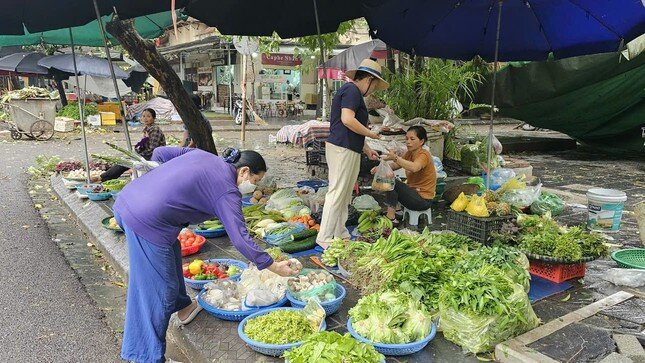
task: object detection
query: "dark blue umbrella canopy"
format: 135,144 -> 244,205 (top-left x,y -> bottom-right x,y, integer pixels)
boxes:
0,52 -> 49,74
38,54 -> 129,79
363,0 -> 645,61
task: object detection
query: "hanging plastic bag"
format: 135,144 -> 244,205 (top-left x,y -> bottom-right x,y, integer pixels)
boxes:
371,160 -> 395,192
352,194 -> 380,211
530,192 -> 565,216
491,134 -> 503,155
386,140 -> 407,157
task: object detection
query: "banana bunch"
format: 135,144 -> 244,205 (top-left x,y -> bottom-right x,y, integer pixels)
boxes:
357,211 -> 393,234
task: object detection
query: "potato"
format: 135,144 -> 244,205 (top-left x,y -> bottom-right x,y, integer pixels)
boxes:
259,197 -> 268,204
253,190 -> 263,200
249,197 -> 259,204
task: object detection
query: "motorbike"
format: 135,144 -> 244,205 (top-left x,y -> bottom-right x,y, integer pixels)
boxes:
233,95 -> 254,125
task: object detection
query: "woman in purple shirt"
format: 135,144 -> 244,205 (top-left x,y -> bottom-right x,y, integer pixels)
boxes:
113,146 -> 298,363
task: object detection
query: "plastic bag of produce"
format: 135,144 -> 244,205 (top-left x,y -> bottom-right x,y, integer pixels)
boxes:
244,288 -> 280,308
439,278 -> 539,354
500,183 -> 542,208
371,160 -> 395,192
530,192 -> 565,216
487,168 -> 516,189
466,177 -> 486,194
288,269 -> 337,303
352,194 -> 380,211
433,156 -> 444,172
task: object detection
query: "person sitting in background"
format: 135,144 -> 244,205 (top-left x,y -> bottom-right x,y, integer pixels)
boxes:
93,108 -> 166,182
373,126 -> 437,225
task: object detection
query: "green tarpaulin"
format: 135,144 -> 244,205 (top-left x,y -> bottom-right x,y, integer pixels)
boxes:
0,11 -> 182,47
476,51 -> 645,154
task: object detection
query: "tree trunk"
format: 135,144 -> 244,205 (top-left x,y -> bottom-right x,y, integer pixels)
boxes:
106,18 -> 217,155
386,45 -> 395,74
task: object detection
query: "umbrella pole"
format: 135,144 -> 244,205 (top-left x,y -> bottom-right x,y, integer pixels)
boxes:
92,0 -> 133,152
313,0 -> 329,122
485,0 -> 503,190
69,28 -> 92,185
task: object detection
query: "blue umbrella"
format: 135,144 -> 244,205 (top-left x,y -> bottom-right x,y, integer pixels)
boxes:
38,54 -> 129,79
0,52 -> 49,75
364,0 -> 645,61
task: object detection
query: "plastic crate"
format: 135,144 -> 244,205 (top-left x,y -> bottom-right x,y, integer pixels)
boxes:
446,210 -> 512,244
100,112 -> 117,126
305,149 -> 326,166
529,260 -> 586,283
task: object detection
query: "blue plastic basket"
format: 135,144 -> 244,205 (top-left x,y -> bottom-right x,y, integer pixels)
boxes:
76,183 -> 102,195
296,179 -> 328,191
197,289 -> 288,321
264,223 -> 306,246
347,318 -> 436,356
286,284 -> 345,316
238,307 -> 327,357
184,259 -> 248,290
193,227 -> 227,238
86,191 -> 112,201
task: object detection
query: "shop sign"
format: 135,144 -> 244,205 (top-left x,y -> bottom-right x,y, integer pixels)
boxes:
261,53 -> 302,67
210,53 -> 236,66
260,74 -> 288,83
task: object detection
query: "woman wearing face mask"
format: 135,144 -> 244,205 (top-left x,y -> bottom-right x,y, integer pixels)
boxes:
113,146 -> 299,363
317,59 -> 389,249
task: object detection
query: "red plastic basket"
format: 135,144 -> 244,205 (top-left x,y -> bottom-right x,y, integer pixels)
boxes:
529,260 -> 586,283
180,235 -> 206,257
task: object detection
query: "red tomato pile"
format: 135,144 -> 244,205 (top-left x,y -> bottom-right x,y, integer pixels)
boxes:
178,229 -> 206,249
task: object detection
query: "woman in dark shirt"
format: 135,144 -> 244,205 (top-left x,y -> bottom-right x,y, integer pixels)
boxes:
317,59 -> 389,248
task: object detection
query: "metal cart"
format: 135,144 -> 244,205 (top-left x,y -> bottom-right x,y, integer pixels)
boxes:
4,98 -> 57,141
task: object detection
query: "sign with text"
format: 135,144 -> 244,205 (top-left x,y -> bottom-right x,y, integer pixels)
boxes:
261,53 -> 302,67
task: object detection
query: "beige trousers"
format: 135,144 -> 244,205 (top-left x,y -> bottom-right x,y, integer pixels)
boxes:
318,142 -> 361,243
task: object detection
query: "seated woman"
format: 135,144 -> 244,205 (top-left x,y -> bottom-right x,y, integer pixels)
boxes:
94,108 -> 166,182
375,125 -> 437,224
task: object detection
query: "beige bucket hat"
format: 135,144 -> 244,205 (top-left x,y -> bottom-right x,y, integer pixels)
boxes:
344,59 -> 389,91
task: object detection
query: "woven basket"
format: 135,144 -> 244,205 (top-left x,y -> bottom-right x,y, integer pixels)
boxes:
611,249 -> 645,269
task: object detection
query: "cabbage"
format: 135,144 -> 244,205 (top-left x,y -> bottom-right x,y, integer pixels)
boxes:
402,300 -> 432,341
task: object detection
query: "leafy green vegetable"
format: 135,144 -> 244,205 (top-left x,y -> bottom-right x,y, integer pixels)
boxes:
349,290 -> 432,344
283,331 -> 384,363
244,310 -> 314,345
56,102 -> 98,119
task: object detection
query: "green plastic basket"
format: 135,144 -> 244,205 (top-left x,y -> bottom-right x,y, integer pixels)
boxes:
611,249 -> 645,269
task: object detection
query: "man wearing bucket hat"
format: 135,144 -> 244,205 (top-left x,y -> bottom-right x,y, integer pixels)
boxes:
317,59 -> 389,248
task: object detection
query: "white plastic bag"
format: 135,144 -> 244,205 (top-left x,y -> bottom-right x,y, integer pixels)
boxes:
491,134 -> 503,155
372,160 -> 395,192
386,140 -> 407,157
500,184 -> 542,208
244,288 -> 280,308
602,268 -> 645,288
489,168 -> 516,188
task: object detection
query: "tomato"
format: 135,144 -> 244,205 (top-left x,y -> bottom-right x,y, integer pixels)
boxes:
186,237 -> 195,245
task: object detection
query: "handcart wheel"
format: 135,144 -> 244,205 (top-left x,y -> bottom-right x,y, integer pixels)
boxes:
30,120 -> 55,141
10,129 -> 22,140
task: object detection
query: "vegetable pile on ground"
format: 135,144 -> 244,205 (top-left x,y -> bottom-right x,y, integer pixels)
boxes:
513,214 -> 608,261
248,190 -> 269,205
198,217 -> 224,231
102,179 -> 128,192
243,203 -> 285,233
263,222 -> 308,246
56,102 -> 98,119
244,309 -> 315,345
450,191 -> 512,218
265,189 -> 311,219
289,214 -> 319,231
1,86 -> 59,102
288,270 -> 337,302
65,169 -> 103,180
349,290 -> 433,344
55,160 -> 83,173
279,229 -> 318,253
182,259 -> 239,280
438,264 -> 539,353
283,331 -> 384,363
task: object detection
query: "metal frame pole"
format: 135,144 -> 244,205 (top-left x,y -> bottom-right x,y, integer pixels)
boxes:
313,0 -> 329,122
228,44 -> 233,115
69,28 -> 92,184
91,0 -> 133,152
485,0 -> 503,190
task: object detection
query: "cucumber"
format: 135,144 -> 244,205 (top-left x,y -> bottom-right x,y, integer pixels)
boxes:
290,229 -> 318,241
280,235 -> 318,253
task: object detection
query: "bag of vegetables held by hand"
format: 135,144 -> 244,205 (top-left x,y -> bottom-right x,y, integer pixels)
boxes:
288,269 -> 337,303
372,160 -> 395,192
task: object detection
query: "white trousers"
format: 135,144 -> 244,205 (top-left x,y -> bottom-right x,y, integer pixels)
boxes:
318,142 -> 361,243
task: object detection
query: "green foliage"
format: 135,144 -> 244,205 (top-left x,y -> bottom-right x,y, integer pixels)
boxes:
380,58 -> 484,120
56,102 -> 98,119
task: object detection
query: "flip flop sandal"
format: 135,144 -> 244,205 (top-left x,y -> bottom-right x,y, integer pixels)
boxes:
177,302 -> 203,326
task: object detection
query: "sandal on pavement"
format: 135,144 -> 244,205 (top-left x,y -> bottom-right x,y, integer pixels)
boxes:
177,302 -> 203,326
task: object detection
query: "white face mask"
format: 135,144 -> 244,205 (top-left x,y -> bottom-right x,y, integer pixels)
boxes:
238,180 -> 257,195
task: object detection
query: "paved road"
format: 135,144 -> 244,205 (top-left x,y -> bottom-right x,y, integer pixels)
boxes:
0,138 -> 121,362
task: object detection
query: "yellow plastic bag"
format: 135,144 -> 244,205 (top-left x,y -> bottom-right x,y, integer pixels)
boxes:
450,192 -> 469,212
466,196 -> 489,217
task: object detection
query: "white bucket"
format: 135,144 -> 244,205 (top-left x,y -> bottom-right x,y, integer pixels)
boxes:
586,188 -> 627,232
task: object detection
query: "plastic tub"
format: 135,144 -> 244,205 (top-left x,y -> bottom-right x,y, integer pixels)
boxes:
296,180 -> 328,192
586,188 -> 627,232
86,191 -> 112,201
183,258 -> 247,290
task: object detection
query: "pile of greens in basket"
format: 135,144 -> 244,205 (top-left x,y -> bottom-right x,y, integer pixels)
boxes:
438,264 -> 540,354
283,331 -> 384,363
349,290 -> 433,344
516,214 -> 608,261
56,102 -> 98,120
244,309 -> 315,345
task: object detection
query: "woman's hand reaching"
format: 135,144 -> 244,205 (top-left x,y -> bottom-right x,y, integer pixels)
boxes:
267,260 -> 301,277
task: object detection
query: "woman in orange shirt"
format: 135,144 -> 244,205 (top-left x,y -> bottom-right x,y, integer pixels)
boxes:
377,126 -> 437,223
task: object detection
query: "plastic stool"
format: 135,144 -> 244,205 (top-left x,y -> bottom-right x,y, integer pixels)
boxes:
403,207 -> 432,227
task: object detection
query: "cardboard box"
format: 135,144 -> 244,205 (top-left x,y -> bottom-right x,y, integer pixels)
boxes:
100,112 -> 117,126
